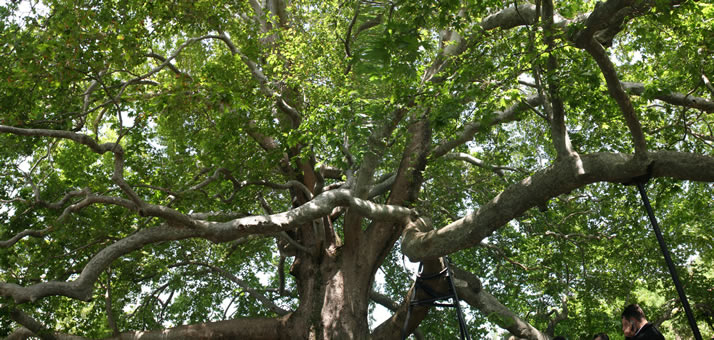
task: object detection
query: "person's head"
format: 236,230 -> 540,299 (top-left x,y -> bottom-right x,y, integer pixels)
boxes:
621,304 -> 647,337
553,337 -> 566,340
593,333 -> 609,340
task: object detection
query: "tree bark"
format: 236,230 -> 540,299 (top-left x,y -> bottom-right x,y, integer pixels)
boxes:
403,151 -> 714,261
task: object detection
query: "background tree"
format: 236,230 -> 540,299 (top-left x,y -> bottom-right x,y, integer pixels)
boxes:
1,0 -> 712,339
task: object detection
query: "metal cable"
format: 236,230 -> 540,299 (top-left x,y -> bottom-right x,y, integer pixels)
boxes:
636,182 -> 702,340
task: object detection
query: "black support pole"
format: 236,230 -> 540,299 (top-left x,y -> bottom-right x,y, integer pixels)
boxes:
635,182 -> 703,340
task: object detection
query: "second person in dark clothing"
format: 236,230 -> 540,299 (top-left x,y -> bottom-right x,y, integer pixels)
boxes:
621,303 -> 665,340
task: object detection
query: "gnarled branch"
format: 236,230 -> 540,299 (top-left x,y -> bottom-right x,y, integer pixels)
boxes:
1,187 -> 415,304
451,266 -> 550,340
403,151 -> 714,261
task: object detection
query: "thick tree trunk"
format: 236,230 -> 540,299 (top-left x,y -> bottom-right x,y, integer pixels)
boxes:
317,267 -> 372,339
286,235 -> 375,340
288,115 -> 434,339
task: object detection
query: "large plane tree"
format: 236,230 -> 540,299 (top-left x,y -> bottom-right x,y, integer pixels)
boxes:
1,0 -> 713,339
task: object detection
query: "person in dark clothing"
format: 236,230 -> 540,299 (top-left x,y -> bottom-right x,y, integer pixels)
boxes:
621,303 -> 666,340
593,333 -> 609,340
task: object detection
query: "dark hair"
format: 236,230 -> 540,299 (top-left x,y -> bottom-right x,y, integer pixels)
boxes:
553,337 -> 566,340
622,303 -> 646,321
593,333 -> 609,340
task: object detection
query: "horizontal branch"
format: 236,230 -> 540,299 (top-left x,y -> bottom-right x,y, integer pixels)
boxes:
0,226 -> 198,303
0,227 -> 51,248
480,4 -> 571,31
571,0 -> 664,48
1,187 -> 414,303
207,189 -> 415,241
102,316 -> 287,340
7,316 -> 288,340
515,79 -> 714,118
319,165 -> 344,180
1,189 -> 110,248
188,211 -> 247,220
55,194 -> 135,223
482,1 -> 669,61
622,82 -> 714,113
370,291 -> 400,311
403,151 -> 714,261
480,2 -> 635,47
0,125 -> 116,154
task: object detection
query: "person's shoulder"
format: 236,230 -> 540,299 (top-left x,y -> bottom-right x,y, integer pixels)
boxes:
639,323 -> 665,340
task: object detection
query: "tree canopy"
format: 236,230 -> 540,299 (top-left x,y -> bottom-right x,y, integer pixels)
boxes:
1,0 -> 713,339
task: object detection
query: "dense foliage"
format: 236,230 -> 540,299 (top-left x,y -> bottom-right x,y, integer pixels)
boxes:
1,0 -> 712,339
